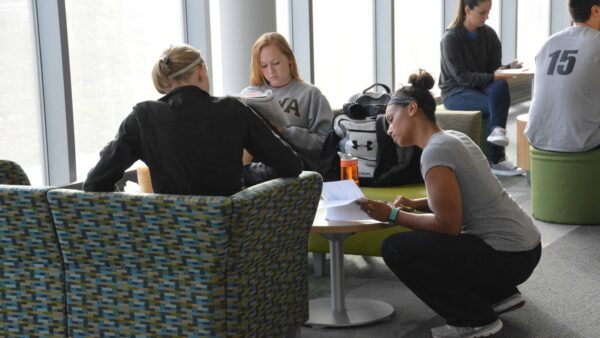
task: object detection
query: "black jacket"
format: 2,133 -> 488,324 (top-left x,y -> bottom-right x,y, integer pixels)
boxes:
83,86 -> 303,196
439,24 -> 503,101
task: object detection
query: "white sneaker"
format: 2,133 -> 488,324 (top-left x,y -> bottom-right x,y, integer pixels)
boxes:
487,127 -> 509,147
431,319 -> 503,338
492,293 -> 525,315
490,160 -> 525,176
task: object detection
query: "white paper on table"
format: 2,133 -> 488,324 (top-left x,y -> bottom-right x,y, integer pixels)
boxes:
319,180 -> 372,221
123,180 -> 141,193
495,68 -> 533,76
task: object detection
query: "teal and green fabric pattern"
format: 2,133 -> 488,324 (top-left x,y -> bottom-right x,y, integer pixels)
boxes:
48,189 -> 233,337
0,185 -> 66,336
228,171 -> 322,337
0,160 -> 31,185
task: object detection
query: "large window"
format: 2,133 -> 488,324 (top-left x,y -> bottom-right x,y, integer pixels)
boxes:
313,0 -> 374,109
487,0 -> 501,33
209,0 -> 223,96
276,0 -> 291,43
65,0 -> 184,180
0,0 -> 44,184
517,0 -> 550,68
394,0 -> 443,92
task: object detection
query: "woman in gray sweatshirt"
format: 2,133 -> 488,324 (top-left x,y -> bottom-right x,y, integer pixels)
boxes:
245,32 -> 333,171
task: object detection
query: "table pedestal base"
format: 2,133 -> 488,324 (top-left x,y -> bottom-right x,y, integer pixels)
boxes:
305,297 -> 394,328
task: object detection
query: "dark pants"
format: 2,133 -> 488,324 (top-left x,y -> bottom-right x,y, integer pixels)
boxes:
443,80 -> 511,164
381,231 -> 541,327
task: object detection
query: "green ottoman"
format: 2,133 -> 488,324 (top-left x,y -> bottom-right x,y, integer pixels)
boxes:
530,147 -> 600,224
309,184 -> 427,275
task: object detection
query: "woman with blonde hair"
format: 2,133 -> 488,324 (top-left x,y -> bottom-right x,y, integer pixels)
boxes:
244,32 -> 332,171
84,44 -> 302,195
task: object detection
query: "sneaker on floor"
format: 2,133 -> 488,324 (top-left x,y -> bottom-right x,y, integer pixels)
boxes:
431,319 -> 503,338
490,160 -> 525,176
487,127 -> 509,147
492,293 -> 525,315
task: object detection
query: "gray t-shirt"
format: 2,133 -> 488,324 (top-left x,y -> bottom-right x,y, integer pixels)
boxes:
525,25 -> 600,152
421,131 -> 540,251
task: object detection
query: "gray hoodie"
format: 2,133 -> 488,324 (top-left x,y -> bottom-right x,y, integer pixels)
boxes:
439,24 -> 503,101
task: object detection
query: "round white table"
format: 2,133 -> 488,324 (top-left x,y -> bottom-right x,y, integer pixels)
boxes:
305,209 -> 395,328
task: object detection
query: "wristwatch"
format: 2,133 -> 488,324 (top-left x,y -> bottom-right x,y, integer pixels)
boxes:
387,205 -> 415,226
388,207 -> 400,226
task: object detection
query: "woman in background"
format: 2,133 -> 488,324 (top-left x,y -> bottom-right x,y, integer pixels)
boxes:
245,32 -> 333,171
359,70 -> 541,338
84,44 -> 301,195
439,0 -> 524,176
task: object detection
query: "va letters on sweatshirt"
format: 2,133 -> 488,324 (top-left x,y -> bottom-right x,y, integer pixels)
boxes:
278,98 -> 300,117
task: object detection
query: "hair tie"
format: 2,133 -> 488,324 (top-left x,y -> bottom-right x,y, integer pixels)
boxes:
168,57 -> 202,80
162,56 -> 170,65
388,94 -> 413,106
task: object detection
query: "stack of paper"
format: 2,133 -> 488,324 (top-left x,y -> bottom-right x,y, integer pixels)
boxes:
319,180 -> 372,221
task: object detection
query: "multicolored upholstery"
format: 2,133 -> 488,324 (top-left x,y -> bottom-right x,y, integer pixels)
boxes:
0,160 -> 31,185
0,185 -> 66,336
47,171 -> 322,337
48,189 -> 232,337
228,171 -> 322,336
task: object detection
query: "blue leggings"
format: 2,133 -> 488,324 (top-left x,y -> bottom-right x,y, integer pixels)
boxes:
443,80 -> 511,163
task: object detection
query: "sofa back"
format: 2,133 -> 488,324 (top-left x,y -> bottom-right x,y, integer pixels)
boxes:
435,107 -> 483,148
42,171 -> 322,337
227,171 -> 322,336
47,189 -> 233,337
0,160 -> 31,185
0,185 -> 66,336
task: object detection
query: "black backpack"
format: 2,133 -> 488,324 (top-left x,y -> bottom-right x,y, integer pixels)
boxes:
317,83 -> 423,186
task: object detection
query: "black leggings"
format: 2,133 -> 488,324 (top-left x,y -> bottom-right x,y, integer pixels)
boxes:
381,231 -> 541,326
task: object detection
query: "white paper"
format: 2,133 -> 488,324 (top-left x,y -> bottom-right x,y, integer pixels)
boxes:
326,203 -> 372,221
319,180 -> 372,221
495,68 -> 533,76
123,180 -> 141,193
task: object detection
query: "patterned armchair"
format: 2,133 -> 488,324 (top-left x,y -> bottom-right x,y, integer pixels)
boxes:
227,172 -> 322,336
0,159 -> 31,185
47,171 -> 322,337
0,185 -> 66,336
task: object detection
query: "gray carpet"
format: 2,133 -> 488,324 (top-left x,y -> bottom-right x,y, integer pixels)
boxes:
303,225 -> 600,338
301,102 -> 600,337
